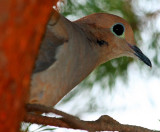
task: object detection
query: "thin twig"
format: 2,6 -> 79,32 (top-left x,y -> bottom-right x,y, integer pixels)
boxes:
24,104 -> 158,132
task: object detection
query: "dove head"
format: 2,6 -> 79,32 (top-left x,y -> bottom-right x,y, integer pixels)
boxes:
76,13 -> 152,67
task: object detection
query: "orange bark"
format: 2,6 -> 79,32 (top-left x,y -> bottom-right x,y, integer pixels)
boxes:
0,0 -> 58,132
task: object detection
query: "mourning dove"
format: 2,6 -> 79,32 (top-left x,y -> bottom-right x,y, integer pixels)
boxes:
29,9 -> 151,107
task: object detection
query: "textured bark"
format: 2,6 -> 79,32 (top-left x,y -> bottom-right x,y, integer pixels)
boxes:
25,104 -> 158,132
0,0 -> 58,132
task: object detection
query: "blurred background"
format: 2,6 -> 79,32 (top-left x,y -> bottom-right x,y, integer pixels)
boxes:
22,0 -> 160,131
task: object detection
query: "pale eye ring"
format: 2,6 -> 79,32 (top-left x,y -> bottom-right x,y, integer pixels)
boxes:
111,23 -> 125,36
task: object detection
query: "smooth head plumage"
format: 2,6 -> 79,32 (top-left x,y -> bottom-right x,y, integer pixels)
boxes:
75,13 -> 151,67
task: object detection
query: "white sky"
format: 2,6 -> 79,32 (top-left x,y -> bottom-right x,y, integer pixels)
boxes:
55,63 -> 160,131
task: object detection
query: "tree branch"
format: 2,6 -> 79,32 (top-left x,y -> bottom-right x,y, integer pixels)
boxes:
24,104 -> 158,132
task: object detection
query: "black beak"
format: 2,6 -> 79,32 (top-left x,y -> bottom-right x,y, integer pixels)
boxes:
128,44 -> 152,67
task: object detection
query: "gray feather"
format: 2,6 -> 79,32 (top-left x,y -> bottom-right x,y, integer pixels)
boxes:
33,27 -> 64,73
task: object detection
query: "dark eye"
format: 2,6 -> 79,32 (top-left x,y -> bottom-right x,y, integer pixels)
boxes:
112,23 -> 125,36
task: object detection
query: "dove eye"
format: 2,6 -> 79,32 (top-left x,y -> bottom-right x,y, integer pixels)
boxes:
111,23 -> 125,37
